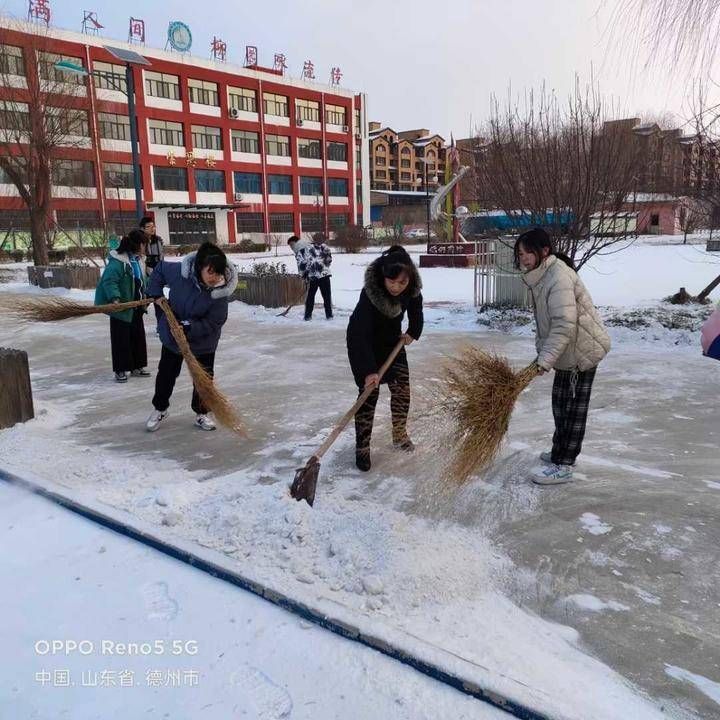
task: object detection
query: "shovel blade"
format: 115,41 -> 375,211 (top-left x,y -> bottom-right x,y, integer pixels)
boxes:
290,457 -> 319,506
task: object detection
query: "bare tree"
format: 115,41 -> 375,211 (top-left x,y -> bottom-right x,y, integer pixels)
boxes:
0,23 -> 95,265
470,81 -> 644,270
613,0 -> 720,73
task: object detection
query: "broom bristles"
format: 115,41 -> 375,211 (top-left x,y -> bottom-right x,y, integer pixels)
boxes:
436,346 -> 539,482
158,298 -> 246,437
0,295 -> 153,322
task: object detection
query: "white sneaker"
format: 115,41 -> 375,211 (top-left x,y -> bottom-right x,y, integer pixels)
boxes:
146,410 -> 168,432
532,464 -> 574,485
194,414 -> 216,431
540,451 -> 575,467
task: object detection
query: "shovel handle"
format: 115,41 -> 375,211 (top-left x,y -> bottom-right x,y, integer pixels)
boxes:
313,338 -> 407,461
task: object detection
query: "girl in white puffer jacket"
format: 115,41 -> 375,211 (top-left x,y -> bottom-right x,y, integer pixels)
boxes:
516,228 -> 611,486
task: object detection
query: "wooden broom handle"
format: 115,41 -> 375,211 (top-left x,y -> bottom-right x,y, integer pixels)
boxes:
313,338 -> 407,462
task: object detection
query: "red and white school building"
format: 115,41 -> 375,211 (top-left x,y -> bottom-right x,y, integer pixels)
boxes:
0,18 -> 370,244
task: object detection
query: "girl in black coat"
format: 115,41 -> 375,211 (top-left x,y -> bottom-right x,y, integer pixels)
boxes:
346,245 -> 424,471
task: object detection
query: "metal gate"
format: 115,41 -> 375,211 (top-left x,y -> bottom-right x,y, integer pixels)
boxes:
168,211 -> 217,245
473,237 -> 531,308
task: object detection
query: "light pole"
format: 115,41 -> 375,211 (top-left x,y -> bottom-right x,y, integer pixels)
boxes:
55,46 -> 150,226
416,156 -> 438,250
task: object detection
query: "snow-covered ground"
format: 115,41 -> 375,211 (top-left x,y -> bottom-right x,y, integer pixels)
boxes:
1,480 -> 508,720
1,241 -> 719,719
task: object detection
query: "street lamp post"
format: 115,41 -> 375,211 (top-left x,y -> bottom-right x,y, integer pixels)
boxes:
55,46 -> 150,226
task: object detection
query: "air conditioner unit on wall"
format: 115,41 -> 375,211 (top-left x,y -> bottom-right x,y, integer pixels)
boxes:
234,193 -> 244,202
297,118 -> 304,126
342,125 -> 349,133
229,107 -> 240,120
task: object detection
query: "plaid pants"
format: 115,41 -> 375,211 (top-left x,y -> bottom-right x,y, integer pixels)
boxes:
551,367 -> 597,466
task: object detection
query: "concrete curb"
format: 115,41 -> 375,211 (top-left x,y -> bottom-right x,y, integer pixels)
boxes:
0,466 -> 553,720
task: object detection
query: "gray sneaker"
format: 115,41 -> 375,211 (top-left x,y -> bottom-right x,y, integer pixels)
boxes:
146,410 -> 168,432
114,371 -> 128,383
532,464 -> 574,485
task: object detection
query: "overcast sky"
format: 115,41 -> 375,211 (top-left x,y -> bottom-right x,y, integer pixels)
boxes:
3,0 -> 710,138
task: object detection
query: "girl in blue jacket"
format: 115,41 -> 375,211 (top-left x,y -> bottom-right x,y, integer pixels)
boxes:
145,242 -> 238,432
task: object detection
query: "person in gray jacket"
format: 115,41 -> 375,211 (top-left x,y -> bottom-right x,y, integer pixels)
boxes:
516,228 -> 611,486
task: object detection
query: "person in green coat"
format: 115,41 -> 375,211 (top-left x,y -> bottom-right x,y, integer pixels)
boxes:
95,230 -> 149,383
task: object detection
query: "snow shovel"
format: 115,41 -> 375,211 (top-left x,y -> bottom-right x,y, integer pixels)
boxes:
290,338 -> 406,506
275,283 -> 307,317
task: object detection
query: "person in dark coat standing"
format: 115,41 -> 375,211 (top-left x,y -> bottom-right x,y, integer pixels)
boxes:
299,233 -> 333,321
145,242 -> 238,433
141,216 -> 164,274
346,245 -> 424,471
94,229 -> 149,383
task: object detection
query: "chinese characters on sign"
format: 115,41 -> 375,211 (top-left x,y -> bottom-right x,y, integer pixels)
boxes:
244,46 -> 258,67
166,150 -> 176,166
28,0 -> 51,26
302,60 -> 315,80
210,36 -> 227,62
330,67 -> 342,86
81,11 -> 103,35
128,17 -> 145,44
273,53 -> 288,74
205,155 -> 216,168
428,243 -> 476,255
185,151 -> 197,168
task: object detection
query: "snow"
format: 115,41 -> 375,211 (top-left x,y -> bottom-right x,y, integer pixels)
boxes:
1,239 -> 718,718
0,481 -> 504,720
665,666 -> 720,707
563,595 -> 630,613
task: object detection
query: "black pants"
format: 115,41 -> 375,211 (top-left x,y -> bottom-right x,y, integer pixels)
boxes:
354,354 -> 410,450
551,367 -> 597,466
152,345 -> 215,415
110,309 -> 147,373
305,276 -> 332,319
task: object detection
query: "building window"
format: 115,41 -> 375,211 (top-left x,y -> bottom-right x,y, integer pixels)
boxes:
98,112 -> 130,141
270,212 -> 294,232
401,159 -> 411,168
153,166 -> 188,191
325,104 -> 346,126
191,125 -> 222,151
56,210 -> 102,229
231,130 -> 259,154
0,101 -> 29,131
356,182 -> 362,204
300,176 -> 323,196
328,178 -> 348,197
302,213 -> 323,232
265,134 -> 290,157
427,149 -> 436,160
188,79 -> 219,106
327,142 -> 347,162
47,108 -> 90,138
52,159 -> 95,187
236,213 -> 264,233
234,172 -> 262,194
263,92 -> 289,117
93,62 -> 126,93
376,144 -> 386,153
401,147 -> 411,155
194,168 -> 225,192
228,87 -> 256,113
267,174 -> 292,195
0,159 -> 27,184
103,162 -> 135,189
0,45 -> 25,77
376,170 -> 386,179
298,138 -> 322,159
148,119 -> 184,147
329,213 -> 348,227
145,71 -> 180,100
296,98 -> 320,123
38,52 -> 85,85
356,145 -> 361,170
401,172 -> 411,180
354,108 -> 361,133
376,157 -> 386,166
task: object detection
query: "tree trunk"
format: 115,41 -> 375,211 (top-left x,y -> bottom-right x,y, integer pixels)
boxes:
697,272 -> 720,302
29,206 -> 49,266
0,348 -> 34,429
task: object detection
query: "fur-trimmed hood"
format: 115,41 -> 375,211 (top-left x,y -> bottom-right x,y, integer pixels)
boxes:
364,254 -> 422,319
181,251 -> 238,300
109,249 -> 131,265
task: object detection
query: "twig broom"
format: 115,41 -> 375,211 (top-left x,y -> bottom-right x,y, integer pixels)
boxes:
437,346 -> 539,482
